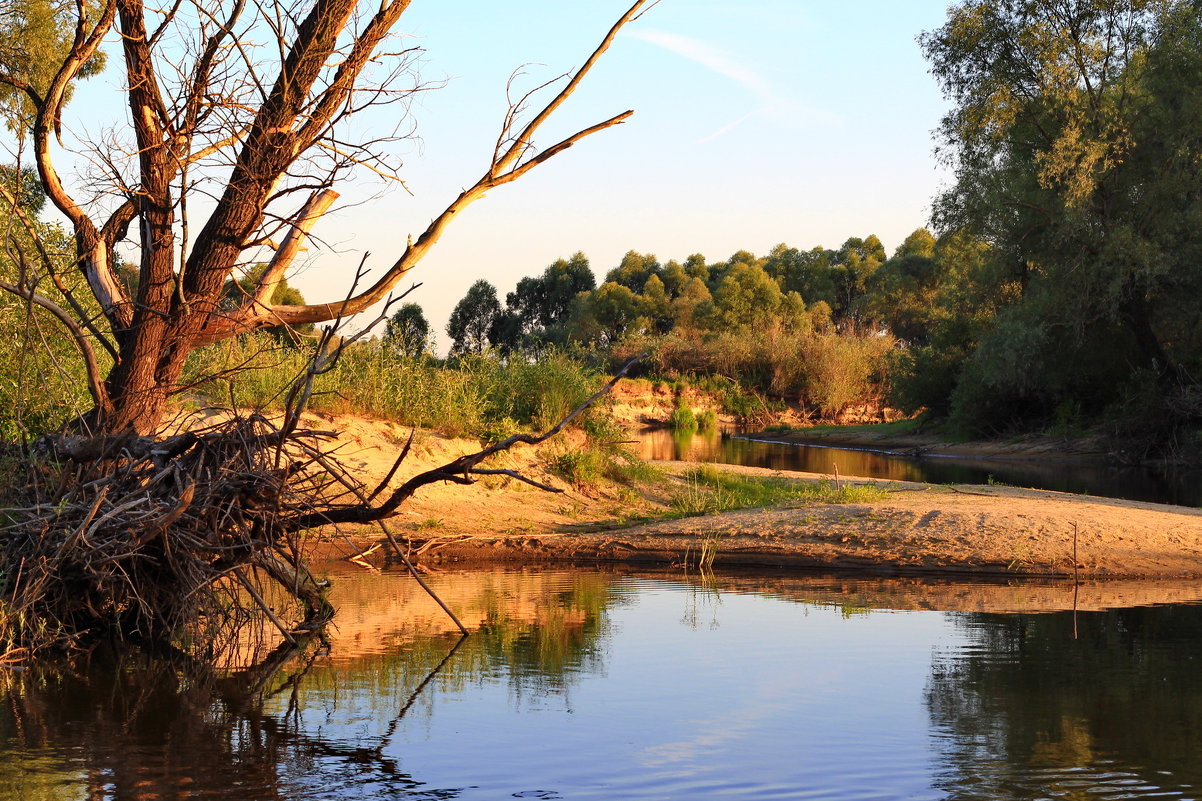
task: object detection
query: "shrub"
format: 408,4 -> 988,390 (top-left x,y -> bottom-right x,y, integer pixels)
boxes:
668,404 -> 697,430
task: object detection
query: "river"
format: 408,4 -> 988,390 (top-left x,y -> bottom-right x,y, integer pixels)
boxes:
3,565 -> 1202,800
639,427 -> 1202,507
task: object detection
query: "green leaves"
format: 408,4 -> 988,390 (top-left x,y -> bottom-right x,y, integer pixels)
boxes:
918,0 -> 1202,435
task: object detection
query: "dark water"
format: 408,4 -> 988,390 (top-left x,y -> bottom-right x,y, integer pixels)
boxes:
4,566 -> 1202,800
639,427 -> 1202,507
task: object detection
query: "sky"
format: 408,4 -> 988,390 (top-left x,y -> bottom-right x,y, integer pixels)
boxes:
53,0 -> 957,351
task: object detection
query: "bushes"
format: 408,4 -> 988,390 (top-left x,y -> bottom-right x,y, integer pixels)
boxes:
614,321 -> 896,422
0,304 -> 101,439
668,404 -> 696,430
797,331 -> 895,419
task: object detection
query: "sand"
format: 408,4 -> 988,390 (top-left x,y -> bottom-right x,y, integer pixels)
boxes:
305,413 -> 1202,580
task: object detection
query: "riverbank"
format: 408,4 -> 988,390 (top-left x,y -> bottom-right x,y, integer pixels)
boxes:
314,414 -> 1202,580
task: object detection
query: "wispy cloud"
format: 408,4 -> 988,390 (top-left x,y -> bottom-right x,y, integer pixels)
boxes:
628,28 -> 840,142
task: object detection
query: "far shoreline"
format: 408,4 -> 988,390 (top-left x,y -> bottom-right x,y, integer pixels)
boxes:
735,424 -> 1114,465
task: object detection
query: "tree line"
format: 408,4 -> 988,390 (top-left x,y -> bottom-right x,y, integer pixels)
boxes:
402,0 -> 1202,456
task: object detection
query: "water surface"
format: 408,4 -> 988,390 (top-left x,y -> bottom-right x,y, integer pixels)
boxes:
640,427 -> 1202,507
2,567 -> 1201,800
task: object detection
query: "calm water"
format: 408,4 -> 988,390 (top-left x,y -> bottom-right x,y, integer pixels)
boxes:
4,566 -> 1202,800
639,427 -> 1202,507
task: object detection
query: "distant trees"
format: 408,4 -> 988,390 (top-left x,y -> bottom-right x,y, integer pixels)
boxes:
447,281 -> 502,356
384,303 -> 432,358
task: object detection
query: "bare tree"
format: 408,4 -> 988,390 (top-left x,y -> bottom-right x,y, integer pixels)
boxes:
1,0 -> 655,435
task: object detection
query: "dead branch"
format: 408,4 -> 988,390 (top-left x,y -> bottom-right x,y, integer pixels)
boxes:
285,354 -> 646,530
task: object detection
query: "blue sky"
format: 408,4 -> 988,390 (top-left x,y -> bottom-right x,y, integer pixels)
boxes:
54,0 -> 956,348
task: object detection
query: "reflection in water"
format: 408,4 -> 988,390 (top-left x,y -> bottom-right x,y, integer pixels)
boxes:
2,567 -> 1202,800
640,427 -> 1202,506
0,569 -> 622,801
928,606 -> 1202,800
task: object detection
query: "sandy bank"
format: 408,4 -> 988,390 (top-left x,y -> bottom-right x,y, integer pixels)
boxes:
307,411 -> 1202,579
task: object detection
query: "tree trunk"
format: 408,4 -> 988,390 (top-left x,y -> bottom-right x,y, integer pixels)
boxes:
1119,292 -> 1180,385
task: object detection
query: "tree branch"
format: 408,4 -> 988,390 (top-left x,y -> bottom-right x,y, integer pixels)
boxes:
214,1 -> 652,337
248,188 -> 339,308
283,355 -> 645,530
0,280 -> 113,420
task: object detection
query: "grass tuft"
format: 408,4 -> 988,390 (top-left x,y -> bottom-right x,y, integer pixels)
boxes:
670,464 -> 886,517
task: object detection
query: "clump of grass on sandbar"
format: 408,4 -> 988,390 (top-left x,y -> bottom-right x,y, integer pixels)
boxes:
670,463 -> 886,517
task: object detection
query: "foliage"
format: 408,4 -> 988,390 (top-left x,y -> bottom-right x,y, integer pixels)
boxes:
0,0 -> 105,132
184,337 -> 606,440
383,302 -> 433,358
0,176 -> 100,438
492,251 -> 596,353
668,404 -> 697,431
446,280 -> 502,356
920,0 -> 1202,441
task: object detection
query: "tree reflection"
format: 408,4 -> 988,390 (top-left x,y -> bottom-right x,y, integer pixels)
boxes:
0,569 -> 620,800
926,606 -> 1202,799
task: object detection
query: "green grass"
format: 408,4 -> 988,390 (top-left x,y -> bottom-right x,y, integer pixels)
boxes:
669,464 -> 887,517
550,443 -> 663,489
183,336 -> 608,440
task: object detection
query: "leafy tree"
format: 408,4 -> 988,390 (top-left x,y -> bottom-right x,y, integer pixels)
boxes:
383,302 -> 432,358
669,276 -> 713,331
496,251 -> 596,353
569,281 -> 644,346
682,253 -> 709,283
447,280 -> 502,356
659,259 -> 690,297
499,275 -> 547,346
605,250 -> 661,293
893,228 -> 935,261
0,0 -> 105,131
831,235 -> 886,321
769,245 -> 837,307
706,261 -> 783,330
640,273 -> 672,333
504,251 -> 596,342
862,228 -> 941,343
922,0 -> 1202,434
541,251 -> 596,327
